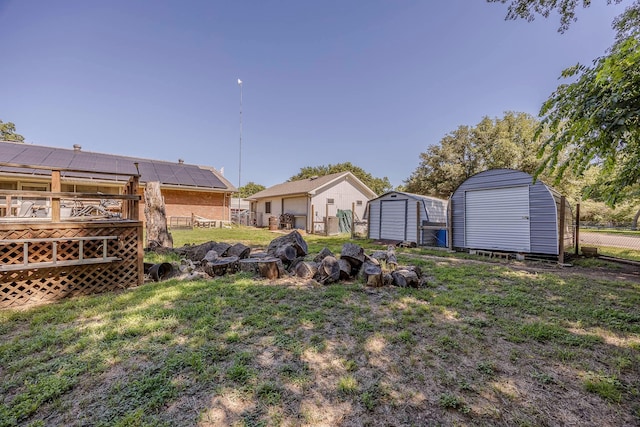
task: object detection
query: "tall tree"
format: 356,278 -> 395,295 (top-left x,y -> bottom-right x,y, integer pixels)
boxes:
238,182 -> 266,198
404,112 -> 544,198
0,120 -> 25,142
489,0 -> 640,206
289,162 -> 392,196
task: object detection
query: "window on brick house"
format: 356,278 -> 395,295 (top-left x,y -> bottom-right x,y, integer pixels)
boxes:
265,201 -> 271,214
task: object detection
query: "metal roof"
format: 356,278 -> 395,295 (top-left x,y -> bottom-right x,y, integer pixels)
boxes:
0,141 -> 234,191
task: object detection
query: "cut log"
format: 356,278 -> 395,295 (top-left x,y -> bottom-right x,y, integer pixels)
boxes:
383,272 -> 394,287
175,241 -> 217,262
361,261 -> 383,287
144,181 -> 173,248
295,261 -> 318,279
386,253 -> 398,270
391,269 -> 420,288
203,249 -> 219,263
313,247 -> 334,263
267,230 -> 308,257
227,243 -> 251,259
370,250 -> 388,262
258,258 -> 281,280
274,244 -> 297,265
204,256 -> 240,277
211,242 -> 232,257
338,258 -> 353,280
239,258 -> 261,275
341,243 -> 365,268
318,256 -> 340,284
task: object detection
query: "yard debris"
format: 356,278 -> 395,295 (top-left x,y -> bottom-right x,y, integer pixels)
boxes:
145,230 -> 426,287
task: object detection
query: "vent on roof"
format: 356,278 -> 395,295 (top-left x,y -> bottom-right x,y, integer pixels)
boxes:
73,144 -> 82,151
178,159 -> 184,165
310,175 -> 319,180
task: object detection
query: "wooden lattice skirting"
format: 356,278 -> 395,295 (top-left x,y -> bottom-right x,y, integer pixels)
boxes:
1,221 -> 143,308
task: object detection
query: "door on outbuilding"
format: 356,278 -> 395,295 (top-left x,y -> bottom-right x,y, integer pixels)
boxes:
464,186 -> 531,252
380,200 -> 407,241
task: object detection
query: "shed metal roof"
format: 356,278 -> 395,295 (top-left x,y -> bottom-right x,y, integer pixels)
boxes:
0,141 -> 234,191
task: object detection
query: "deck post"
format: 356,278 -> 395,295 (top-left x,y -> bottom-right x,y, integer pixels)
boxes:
51,170 -> 61,222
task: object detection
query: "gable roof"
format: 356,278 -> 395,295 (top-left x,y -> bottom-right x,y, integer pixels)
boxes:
0,141 -> 236,191
248,171 -> 377,200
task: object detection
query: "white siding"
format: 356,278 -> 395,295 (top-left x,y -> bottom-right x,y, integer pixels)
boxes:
465,186 -> 531,252
310,179 -> 371,221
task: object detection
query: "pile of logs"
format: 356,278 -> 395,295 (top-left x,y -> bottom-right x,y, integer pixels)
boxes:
147,230 -> 425,288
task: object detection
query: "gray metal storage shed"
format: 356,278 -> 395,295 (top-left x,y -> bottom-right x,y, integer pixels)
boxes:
450,169 -> 573,256
367,191 -> 448,245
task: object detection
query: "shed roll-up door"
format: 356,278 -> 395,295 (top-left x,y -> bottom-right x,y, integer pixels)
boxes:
380,200 -> 407,240
465,186 -> 531,252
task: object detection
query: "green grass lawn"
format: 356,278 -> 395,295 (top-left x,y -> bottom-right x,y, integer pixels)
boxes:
1,229 -> 639,426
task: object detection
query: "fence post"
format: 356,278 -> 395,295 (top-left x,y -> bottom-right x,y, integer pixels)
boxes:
575,203 -> 580,256
558,196 -> 566,264
351,202 -> 355,239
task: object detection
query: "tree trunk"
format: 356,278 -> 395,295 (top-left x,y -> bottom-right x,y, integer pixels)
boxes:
633,207 -> 640,230
144,181 -> 173,248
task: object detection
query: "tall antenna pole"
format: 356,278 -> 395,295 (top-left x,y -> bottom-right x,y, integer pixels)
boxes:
237,78 -> 243,224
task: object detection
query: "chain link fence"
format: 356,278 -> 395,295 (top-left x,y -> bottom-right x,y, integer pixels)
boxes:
577,222 -> 640,260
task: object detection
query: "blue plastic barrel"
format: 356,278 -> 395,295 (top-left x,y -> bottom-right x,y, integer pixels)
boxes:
436,230 -> 447,247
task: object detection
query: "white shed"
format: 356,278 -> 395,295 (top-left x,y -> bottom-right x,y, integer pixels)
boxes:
450,169 -> 573,256
367,191 -> 448,245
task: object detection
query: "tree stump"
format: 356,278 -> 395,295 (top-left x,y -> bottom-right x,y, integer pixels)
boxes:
144,181 -> 173,248
203,249 -> 219,263
267,230 -> 308,257
211,242 -> 232,257
204,256 -> 239,277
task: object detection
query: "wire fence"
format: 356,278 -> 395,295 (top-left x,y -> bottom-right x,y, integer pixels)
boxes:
577,222 -> 640,260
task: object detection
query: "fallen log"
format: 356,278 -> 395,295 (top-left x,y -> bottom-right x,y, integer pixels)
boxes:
176,241 -> 217,262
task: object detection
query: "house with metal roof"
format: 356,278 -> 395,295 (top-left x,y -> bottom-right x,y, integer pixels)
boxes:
247,171 -> 377,232
0,141 -> 236,223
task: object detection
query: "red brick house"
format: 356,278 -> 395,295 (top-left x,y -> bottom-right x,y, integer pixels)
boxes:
0,141 -> 236,223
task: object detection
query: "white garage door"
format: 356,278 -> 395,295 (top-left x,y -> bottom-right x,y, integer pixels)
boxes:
283,197 -> 307,215
465,186 -> 531,252
380,200 -> 407,241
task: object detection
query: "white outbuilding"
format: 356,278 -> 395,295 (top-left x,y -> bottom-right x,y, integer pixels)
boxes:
366,191 -> 448,246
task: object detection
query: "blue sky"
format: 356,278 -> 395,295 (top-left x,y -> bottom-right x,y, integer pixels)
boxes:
0,0 -> 626,189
